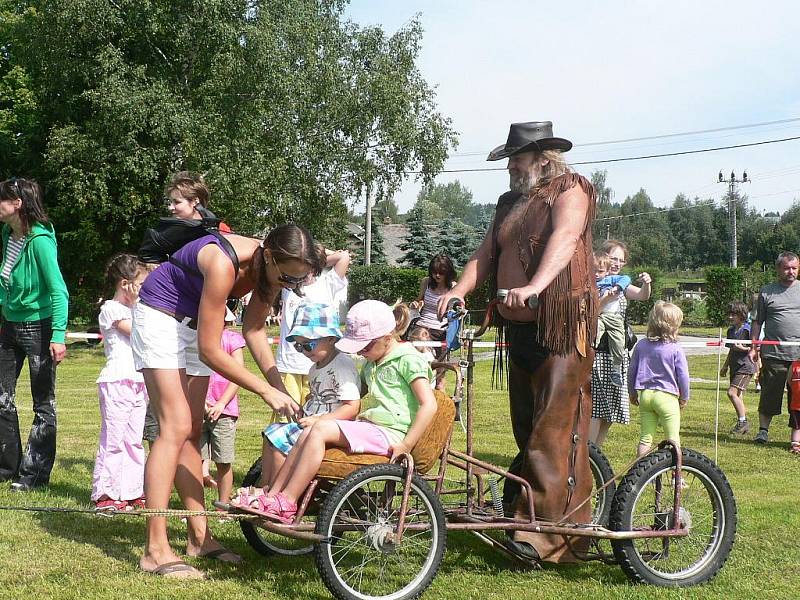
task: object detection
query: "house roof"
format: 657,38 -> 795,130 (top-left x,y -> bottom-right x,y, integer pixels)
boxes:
381,223 -> 409,267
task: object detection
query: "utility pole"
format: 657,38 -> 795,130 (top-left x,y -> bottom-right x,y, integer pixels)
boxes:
718,170 -> 749,268
364,183 -> 372,266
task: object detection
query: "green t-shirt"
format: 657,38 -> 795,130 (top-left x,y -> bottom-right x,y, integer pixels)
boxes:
359,343 -> 433,443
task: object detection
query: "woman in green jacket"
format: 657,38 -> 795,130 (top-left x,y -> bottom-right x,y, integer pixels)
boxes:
0,177 -> 68,491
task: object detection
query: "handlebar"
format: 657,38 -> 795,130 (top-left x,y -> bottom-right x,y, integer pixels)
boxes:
473,291 -> 539,338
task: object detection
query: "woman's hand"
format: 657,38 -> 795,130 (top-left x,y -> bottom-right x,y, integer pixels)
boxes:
679,398 -> 688,410
50,342 -> 66,364
409,300 -> 423,311
262,388 -> 302,420
630,393 -> 639,406
638,272 -> 652,285
719,367 -> 728,377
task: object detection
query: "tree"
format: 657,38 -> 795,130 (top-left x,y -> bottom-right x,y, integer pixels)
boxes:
373,197 -> 399,223
416,181 -> 473,217
1,1 -> 456,318
400,205 -> 437,269
591,170 -> 613,206
435,219 -> 479,268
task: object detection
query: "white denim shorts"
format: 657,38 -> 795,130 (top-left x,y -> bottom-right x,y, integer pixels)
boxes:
131,302 -> 211,377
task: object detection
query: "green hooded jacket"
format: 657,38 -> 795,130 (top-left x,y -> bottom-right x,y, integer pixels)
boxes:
1,222 -> 69,343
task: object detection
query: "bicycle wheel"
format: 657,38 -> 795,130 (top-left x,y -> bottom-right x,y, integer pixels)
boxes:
609,448 -> 737,587
588,441 -> 615,526
238,459 -> 314,557
314,463 -> 446,600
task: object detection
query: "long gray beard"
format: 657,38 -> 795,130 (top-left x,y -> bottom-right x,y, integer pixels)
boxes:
509,171 -> 536,195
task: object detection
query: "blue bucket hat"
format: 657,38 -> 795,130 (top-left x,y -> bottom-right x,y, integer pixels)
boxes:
286,302 -> 342,342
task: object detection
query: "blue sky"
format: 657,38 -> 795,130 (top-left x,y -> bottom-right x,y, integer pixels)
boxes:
344,1 -> 800,222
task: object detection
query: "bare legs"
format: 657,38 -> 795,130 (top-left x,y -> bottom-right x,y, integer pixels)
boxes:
267,421 -> 347,504
726,386 -> 747,420
589,417 -> 612,447
258,437 -> 287,488
139,369 -> 236,572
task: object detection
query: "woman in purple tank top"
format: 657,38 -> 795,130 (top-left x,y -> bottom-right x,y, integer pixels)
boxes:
132,176 -> 322,578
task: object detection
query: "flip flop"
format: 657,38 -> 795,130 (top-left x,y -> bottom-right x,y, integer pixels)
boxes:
195,547 -> 242,564
142,561 -> 206,580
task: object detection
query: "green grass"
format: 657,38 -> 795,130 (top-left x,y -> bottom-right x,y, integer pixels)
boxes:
0,346 -> 794,599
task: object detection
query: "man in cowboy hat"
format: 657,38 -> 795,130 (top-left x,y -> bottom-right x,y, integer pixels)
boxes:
439,121 -> 598,563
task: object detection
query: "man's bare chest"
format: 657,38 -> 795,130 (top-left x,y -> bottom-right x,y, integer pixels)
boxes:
497,199 -> 548,251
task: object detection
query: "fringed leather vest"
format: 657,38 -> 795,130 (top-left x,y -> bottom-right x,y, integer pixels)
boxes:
490,172 -> 598,357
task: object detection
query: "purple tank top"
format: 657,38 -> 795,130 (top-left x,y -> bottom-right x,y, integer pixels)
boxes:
139,235 -> 224,318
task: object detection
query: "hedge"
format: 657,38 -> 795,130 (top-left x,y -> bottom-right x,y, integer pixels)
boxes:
704,266 -> 747,326
624,264 -> 663,325
347,265 -> 493,311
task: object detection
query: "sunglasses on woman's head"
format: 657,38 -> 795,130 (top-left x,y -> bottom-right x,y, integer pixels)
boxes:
4,177 -> 21,199
294,339 -> 320,353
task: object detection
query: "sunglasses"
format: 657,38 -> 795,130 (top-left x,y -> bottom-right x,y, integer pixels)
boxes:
293,339 -> 320,353
3,177 -> 21,200
271,256 -> 309,287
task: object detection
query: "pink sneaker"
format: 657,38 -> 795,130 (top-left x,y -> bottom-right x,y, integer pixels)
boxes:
262,493 -> 298,524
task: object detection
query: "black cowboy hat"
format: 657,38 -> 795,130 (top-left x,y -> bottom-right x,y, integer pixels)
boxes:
487,121 -> 572,161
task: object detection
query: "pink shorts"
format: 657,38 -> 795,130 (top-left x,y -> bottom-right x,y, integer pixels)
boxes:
335,420 -> 392,456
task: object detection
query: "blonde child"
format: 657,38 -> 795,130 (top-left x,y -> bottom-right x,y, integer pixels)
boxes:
199,308 -> 246,508
91,255 -> 148,510
628,301 -> 690,458
232,303 -> 360,509
239,300 -> 437,523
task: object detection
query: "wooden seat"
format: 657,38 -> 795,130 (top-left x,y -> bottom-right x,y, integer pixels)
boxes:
317,390 -> 456,480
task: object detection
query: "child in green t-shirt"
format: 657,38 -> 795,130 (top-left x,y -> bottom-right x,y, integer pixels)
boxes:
239,300 -> 437,523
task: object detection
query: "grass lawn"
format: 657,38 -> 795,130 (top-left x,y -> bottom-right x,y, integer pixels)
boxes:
0,346 -> 795,600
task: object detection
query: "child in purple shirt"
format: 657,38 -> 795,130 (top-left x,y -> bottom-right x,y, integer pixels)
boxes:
628,301 -> 690,457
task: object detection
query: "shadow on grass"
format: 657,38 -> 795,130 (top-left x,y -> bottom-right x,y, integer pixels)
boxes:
439,530 -> 628,586
681,426 -> 790,450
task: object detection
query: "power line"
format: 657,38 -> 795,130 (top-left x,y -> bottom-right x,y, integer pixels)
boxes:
407,135 -> 800,175
595,200 -> 717,222
447,117 -> 800,157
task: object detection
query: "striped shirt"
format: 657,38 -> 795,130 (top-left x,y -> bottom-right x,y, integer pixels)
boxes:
1,235 -> 25,285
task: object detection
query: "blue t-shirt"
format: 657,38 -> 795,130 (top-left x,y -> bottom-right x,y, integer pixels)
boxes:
597,274 -> 632,296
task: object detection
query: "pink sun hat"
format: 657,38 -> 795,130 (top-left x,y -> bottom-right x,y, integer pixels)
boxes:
335,300 -> 396,354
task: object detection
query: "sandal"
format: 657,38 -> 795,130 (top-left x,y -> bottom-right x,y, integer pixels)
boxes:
261,493 -> 298,524
790,441 -> 800,455
142,560 -> 206,580
230,486 -> 266,508
193,547 -> 242,564
95,498 -> 131,512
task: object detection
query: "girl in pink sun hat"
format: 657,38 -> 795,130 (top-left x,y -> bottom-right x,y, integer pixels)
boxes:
239,299 -> 438,523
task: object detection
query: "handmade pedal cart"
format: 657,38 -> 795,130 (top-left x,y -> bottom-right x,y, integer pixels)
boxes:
228,300 -> 737,600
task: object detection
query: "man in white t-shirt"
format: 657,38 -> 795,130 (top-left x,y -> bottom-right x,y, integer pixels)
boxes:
274,248 -> 350,415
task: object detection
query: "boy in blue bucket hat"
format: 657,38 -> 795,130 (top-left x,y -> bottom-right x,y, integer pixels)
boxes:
231,302 -> 361,509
